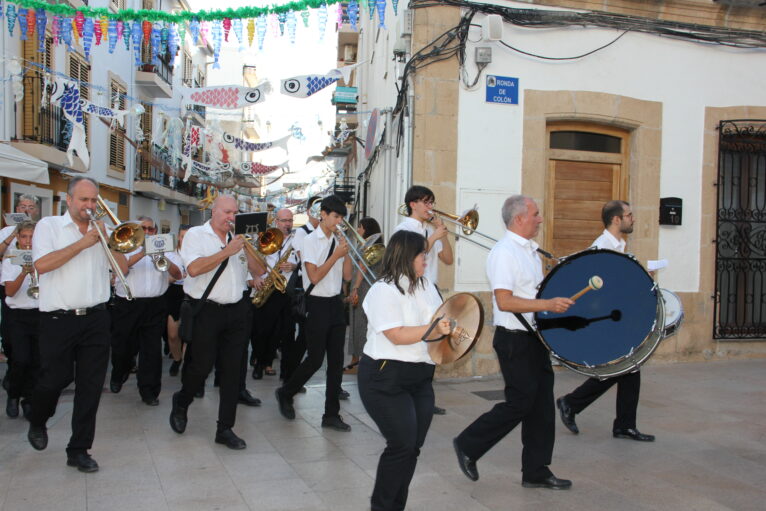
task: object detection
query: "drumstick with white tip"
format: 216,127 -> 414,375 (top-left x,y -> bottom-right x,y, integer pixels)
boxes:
570,276 -> 603,301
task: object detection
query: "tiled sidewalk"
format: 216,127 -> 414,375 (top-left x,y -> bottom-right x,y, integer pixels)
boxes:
0,359 -> 764,510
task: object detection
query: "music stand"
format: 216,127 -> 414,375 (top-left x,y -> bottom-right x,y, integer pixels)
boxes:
234,212 -> 268,236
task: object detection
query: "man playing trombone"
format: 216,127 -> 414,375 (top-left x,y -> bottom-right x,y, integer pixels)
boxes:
275,195 -> 353,431
169,195 -> 265,449
109,216 -> 182,405
27,177 -> 128,473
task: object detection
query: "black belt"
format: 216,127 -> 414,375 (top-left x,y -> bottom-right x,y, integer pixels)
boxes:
44,303 -> 107,316
497,326 -> 533,335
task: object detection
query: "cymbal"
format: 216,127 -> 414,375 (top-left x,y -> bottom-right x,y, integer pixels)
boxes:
427,293 -> 484,364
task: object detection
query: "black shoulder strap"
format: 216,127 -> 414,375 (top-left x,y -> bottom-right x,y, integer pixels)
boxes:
301,224 -> 311,234
304,237 -> 335,297
200,233 -> 232,302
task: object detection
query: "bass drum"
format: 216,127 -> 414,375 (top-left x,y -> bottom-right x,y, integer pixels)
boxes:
535,249 -> 664,380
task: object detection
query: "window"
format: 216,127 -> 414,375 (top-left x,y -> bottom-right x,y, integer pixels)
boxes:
109,79 -> 127,172
21,34 -> 55,142
139,104 -> 154,177
68,53 -> 91,154
550,131 -> 622,154
183,51 -> 193,87
110,0 -> 125,11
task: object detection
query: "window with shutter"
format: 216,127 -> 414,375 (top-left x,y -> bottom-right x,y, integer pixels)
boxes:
139,105 -> 154,178
183,52 -> 193,87
109,80 -> 127,172
21,35 -> 54,143
68,53 -> 91,155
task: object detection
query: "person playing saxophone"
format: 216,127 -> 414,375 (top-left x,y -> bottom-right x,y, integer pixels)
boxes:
250,208 -> 299,380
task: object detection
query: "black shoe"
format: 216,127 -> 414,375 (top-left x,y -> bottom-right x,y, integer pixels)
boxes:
321,415 -> 351,432
252,365 -> 263,380
453,438 -> 479,481
21,400 -> 32,420
67,452 -> 99,473
298,386 -> 307,393
142,397 -> 160,406
169,392 -> 188,434
6,397 -> 19,418
169,360 -> 181,377
109,379 -> 123,394
275,388 -> 295,420
215,428 -> 247,450
195,387 -> 205,398
556,397 -> 579,434
522,474 -> 572,490
338,388 -> 350,400
238,389 -> 262,407
28,425 -> 48,451
433,406 -> 447,415
613,428 -> 655,442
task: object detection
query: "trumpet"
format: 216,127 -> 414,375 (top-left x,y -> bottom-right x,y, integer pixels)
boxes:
87,196 -> 145,300
151,254 -> 170,272
228,222 -> 288,293
24,264 -> 39,299
397,204 -> 497,251
335,218 -> 384,287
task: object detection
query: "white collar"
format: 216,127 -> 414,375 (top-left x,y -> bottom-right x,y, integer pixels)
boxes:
505,229 -> 539,252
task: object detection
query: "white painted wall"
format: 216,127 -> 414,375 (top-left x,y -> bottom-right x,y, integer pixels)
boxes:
355,2 -> 766,294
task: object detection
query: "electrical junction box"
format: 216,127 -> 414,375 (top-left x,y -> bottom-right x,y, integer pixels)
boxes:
476,47 -> 492,64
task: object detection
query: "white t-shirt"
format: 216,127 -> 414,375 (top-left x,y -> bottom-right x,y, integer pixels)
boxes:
2,258 -> 38,309
115,247 -> 170,298
486,230 -> 543,330
393,217 -> 443,285
33,211 -> 111,312
181,221 -> 249,304
302,226 -> 345,297
362,277 -> 442,364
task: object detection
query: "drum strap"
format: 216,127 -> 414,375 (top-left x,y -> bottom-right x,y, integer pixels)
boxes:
513,312 -> 537,336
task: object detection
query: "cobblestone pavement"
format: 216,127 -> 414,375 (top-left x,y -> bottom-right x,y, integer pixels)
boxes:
0,358 -> 764,510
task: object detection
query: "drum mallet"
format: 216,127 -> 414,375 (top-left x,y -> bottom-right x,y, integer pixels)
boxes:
570,276 -> 603,301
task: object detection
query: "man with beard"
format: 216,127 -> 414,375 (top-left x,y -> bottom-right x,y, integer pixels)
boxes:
555,200 -> 655,443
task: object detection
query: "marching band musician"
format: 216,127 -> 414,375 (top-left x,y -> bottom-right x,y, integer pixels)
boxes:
0,195 -> 40,379
165,224 -> 191,377
251,208 -> 299,380
358,230 -> 450,511
27,177 -> 129,473
394,185 -> 453,416
275,195 -> 353,431
3,221 -> 39,419
169,195 -> 265,450
453,195 -> 574,489
109,216 -> 182,406
556,200 -> 655,442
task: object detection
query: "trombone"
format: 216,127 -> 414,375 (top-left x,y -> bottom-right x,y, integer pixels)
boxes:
397,204 -> 497,251
87,196 -> 145,300
228,222 -> 288,293
335,218 -> 385,287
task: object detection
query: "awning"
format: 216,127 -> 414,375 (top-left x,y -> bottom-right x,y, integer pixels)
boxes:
0,143 -> 50,184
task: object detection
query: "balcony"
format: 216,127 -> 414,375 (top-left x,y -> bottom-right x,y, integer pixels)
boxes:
134,144 -> 207,205
185,104 -> 206,126
332,86 -> 358,105
136,52 -> 174,98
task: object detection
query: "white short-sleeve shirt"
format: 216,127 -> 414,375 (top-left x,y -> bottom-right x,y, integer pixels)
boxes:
486,230 -> 544,330
165,251 -> 185,286
302,226 -> 345,297
32,211 -> 111,312
393,217 -> 443,285
115,247 -> 170,298
0,225 -> 17,285
180,221 -> 248,304
261,232 -> 299,281
362,277 -> 442,363
592,229 -> 626,253
292,223 -> 314,259
2,258 -> 38,309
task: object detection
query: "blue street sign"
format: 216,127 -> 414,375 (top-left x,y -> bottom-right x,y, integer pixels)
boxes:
485,75 -> 519,105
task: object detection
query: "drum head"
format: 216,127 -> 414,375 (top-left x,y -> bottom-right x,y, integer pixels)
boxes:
535,249 -> 663,378
660,288 -> 684,337
427,293 -> 484,364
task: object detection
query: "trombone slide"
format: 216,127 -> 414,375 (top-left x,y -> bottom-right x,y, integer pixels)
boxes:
87,211 -> 134,300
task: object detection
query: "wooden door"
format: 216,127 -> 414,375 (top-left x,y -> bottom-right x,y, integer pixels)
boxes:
545,160 -> 622,257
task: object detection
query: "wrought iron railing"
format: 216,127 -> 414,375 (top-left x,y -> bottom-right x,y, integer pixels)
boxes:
135,143 -> 207,199
714,120 -> 766,339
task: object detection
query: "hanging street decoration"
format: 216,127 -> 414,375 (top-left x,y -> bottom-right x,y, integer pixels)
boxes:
222,132 -> 291,153
50,77 -> 89,168
184,81 -> 271,110
280,62 -> 363,99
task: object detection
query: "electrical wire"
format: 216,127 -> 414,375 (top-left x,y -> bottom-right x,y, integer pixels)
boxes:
499,30 -> 629,61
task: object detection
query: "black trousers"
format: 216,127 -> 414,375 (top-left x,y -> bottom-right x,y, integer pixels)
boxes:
0,285 -> 10,360
565,371 -> 641,430
456,329 -> 555,479
282,295 -> 345,417
177,298 -> 251,430
5,308 -> 40,400
281,312 -> 306,382
251,291 -> 292,369
28,309 -> 110,455
358,356 -> 435,511
110,296 -> 167,400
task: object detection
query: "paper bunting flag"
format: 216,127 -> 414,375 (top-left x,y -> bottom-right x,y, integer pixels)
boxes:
392,0 -> 399,15
151,23 -> 161,65
246,18 -> 255,46
168,24 -> 179,67
6,4 -> 15,37
376,0 -> 386,29
93,14 -> 102,45
51,15 -> 59,45
256,15 -> 267,51
83,17 -> 93,60
108,19 -> 118,53
199,20 -> 208,45
348,1 -> 359,31
132,20 -> 142,65
233,18 -> 243,46
36,9 -> 46,52
121,21 -> 131,51
26,8 -> 36,42
75,11 -> 84,37
18,8 -> 26,41
281,63 -> 362,98
61,16 -> 72,50
239,161 -> 288,176
184,82 -> 271,109
223,17 -> 231,41
336,3 -> 343,31
277,13 -> 286,36
160,22 -> 169,55
300,10 -> 310,28
212,20 -> 222,69
51,78 -> 89,168
100,17 -> 108,45
286,11 -> 297,44
79,99 -> 140,127
317,4 -> 327,41
177,22 -> 186,47
189,18 -> 200,45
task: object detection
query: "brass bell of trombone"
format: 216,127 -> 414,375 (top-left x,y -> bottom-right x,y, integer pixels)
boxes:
94,196 -> 145,253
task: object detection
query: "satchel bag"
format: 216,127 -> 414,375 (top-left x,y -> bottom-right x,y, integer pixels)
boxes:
178,256 -> 229,343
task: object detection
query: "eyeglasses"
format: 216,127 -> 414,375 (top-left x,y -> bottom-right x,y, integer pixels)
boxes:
420,199 -> 435,207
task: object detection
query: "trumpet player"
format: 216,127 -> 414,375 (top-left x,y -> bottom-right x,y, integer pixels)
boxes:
169,195 -> 265,450
109,217 -> 182,406
27,177 -> 128,473
3,221 -> 39,419
250,208 -> 298,380
275,195 -> 353,431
